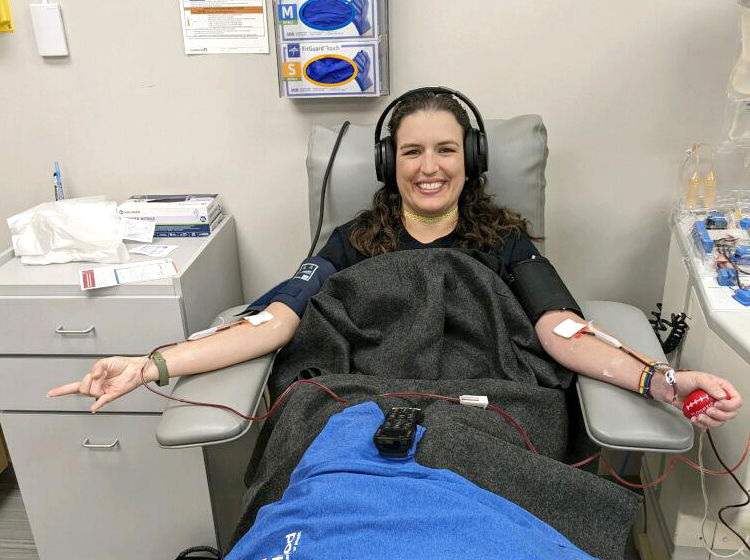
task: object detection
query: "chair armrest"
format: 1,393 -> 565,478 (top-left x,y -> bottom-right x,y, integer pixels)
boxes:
576,301 -> 694,453
156,305 -> 275,449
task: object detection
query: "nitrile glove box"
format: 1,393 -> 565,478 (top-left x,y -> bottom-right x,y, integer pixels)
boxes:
117,195 -> 221,223
275,0 -> 385,40
279,40 -> 386,97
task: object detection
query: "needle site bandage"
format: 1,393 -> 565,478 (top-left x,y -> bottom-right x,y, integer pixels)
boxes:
552,318 -> 586,339
246,311 -> 275,326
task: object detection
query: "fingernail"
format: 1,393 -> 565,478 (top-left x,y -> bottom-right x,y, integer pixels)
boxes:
718,391 -> 727,399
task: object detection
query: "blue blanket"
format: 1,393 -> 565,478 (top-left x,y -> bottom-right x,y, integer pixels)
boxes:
227,402 -> 596,560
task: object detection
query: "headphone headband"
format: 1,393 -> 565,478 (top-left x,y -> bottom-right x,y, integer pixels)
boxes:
374,86 -> 486,144
373,86 -> 488,184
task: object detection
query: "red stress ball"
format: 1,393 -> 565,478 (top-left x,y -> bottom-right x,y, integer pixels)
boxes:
682,389 -> 717,419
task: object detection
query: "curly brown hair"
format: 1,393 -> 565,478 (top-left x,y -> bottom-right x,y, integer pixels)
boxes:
350,90 -> 537,256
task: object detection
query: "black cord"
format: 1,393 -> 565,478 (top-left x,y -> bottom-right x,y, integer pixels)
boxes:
649,303 -> 689,355
174,545 -> 220,559
172,122 -> 351,560
706,430 -> 750,551
661,313 -> 689,355
307,121 -> 351,258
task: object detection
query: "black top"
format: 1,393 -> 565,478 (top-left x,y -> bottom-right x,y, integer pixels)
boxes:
316,219 -> 540,284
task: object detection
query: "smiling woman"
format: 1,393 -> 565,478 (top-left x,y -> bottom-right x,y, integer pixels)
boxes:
394,110 -> 466,227
49,87 -> 742,441
351,88 -> 533,255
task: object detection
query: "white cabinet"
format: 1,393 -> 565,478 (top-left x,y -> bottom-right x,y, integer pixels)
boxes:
0,216 -> 246,560
1,413 -> 214,559
641,230 -> 750,560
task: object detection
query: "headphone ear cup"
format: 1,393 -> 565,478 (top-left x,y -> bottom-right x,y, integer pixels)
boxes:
464,128 -> 478,180
476,131 -> 488,176
374,140 -> 385,183
380,135 -> 397,188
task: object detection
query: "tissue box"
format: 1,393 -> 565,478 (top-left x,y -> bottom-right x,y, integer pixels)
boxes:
279,40 -> 382,97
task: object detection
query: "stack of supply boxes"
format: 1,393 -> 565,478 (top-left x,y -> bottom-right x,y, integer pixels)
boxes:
274,0 -> 389,98
117,194 -> 222,238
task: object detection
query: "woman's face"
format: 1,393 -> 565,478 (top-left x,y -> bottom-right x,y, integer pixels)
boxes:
394,109 -> 466,218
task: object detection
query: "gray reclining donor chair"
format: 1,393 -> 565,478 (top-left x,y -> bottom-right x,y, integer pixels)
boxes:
156,116 -> 694,549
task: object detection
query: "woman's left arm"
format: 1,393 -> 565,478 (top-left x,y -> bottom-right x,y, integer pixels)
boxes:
535,310 -> 744,429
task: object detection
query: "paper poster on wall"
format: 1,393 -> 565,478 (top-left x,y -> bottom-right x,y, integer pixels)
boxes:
179,0 -> 269,54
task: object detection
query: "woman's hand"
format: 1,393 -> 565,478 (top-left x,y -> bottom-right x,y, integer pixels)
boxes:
47,356 -> 151,412
651,370 -> 743,429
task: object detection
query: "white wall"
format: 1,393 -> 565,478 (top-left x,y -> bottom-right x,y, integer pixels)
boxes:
0,0 -> 739,312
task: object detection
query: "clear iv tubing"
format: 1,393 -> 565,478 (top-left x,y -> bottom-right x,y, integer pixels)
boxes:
697,431 -> 750,558
139,356 -> 750,489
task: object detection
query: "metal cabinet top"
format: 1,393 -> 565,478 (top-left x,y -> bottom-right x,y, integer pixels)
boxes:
0,215 -> 233,297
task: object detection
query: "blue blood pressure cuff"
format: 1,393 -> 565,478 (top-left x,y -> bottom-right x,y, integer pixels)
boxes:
244,256 -> 337,318
508,256 -> 584,325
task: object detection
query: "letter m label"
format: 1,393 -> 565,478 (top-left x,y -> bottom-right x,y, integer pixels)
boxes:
278,4 -> 297,23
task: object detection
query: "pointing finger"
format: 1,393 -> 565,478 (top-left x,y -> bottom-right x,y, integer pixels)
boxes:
47,382 -> 81,397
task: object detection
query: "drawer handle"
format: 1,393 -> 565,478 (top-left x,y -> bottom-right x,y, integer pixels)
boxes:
82,438 -> 119,449
56,325 -> 95,335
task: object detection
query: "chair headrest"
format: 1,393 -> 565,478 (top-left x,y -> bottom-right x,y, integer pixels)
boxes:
306,115 -> 548,254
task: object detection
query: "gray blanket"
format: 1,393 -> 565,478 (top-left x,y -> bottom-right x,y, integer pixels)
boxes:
232,249 -> 641,560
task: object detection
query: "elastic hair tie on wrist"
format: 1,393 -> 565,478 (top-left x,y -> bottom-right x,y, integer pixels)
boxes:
152,350 -> 170,387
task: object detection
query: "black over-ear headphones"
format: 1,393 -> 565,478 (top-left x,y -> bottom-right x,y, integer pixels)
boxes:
374,86 -> 488,186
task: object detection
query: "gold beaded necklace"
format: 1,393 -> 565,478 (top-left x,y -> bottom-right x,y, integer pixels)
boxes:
403,206 -> 458,224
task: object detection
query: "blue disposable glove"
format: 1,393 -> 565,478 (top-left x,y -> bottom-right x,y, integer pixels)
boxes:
306,56 -> 357,85
351,0 -> 370,35
299,0 -> 356,31
354,50 -> 373,91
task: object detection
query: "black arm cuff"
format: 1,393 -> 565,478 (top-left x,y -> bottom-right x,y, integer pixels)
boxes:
508,256 -> 584,325
269,256 -> 337,317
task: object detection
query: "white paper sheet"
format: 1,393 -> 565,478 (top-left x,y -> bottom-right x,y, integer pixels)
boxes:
179,0 -> 269,54
129,244 -> 178,257
80,259 -> 178,290
120,218 -> 156,243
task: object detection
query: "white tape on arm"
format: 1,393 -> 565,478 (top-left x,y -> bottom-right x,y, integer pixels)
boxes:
553,318 -> 586,339
586,321 -> 622,348
245,311 -> 274,326
188,326 -> 219,341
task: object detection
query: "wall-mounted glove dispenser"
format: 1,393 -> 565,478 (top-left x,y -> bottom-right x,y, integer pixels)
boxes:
274,0 -> 389,98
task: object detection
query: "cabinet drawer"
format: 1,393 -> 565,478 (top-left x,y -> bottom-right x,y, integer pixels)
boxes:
0,412 -> 215,560
0,356 -> 174,413
0,296 -> 185,355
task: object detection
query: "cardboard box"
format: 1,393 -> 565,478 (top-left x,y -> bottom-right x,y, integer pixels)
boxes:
118,195 -> 220,223
153,212 -> 223,237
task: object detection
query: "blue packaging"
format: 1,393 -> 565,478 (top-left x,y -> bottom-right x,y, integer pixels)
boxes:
276,0 -> 383,40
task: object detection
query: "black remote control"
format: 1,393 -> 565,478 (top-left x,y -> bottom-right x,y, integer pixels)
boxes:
374,407 -> 423,458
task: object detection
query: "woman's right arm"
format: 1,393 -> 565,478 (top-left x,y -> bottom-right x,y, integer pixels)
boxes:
47,301 -> 300,411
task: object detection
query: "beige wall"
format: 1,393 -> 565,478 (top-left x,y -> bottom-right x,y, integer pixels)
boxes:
0,0 -> 739,312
